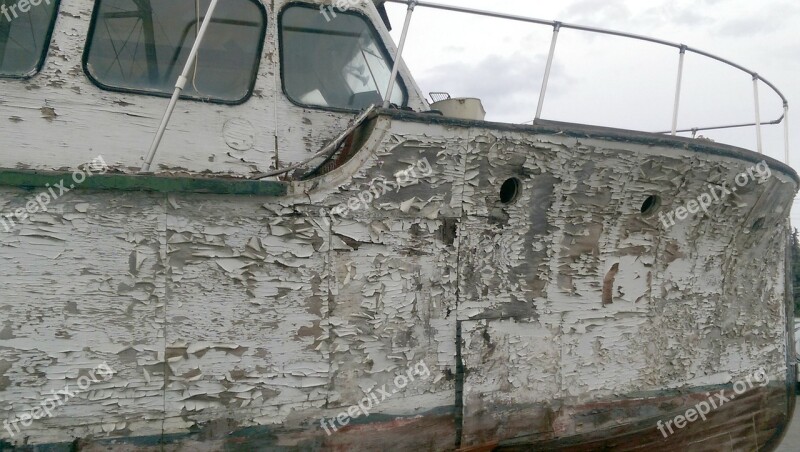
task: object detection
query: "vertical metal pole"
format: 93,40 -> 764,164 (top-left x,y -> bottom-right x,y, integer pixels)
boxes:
671,46 -> 686,136
384,0 -> 417,109
784,103 -> 790,164
535,22 -> 561,120
141,0 -> 220,172
753,74 -> 763,154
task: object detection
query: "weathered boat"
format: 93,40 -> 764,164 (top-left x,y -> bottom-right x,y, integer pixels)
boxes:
0,0 -> 796,450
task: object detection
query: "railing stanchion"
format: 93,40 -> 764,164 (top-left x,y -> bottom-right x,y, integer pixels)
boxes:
535,22 -> 561,120
753,74 -> 763,154
384,0 -> 417,109
671,45 -> 686,136
784,103 -> 790,163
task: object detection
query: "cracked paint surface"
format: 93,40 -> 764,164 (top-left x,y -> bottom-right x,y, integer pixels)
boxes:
1,111 -> 796,450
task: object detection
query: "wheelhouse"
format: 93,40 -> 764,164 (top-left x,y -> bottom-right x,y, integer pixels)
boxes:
0,0 -> 427,177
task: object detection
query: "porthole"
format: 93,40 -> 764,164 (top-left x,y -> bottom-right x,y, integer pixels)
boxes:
641,195 -> 661,216
500,178 -> 522,204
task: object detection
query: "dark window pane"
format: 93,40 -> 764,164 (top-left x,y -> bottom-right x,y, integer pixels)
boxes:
0,0 -> 59,77
281,5 -> 407,110
84,0 -> 265,103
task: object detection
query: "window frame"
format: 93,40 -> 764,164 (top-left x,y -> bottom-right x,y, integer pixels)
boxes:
278,1 -> 409,113
81,0 -> 268,105
0,0 -> 61,79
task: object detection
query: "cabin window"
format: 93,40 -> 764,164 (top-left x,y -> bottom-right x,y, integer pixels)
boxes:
280,4 -> 407,110
0,0 -> 60,78
83,0 -> 266,104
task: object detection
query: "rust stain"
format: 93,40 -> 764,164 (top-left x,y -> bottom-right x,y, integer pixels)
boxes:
603,263 -> 620,306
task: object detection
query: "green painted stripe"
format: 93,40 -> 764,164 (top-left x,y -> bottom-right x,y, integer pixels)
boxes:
0,169 -> 287,196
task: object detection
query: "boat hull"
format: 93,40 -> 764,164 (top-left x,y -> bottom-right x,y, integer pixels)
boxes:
1,111 -> 797,450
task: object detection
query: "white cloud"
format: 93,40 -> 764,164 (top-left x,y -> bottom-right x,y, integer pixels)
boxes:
560,0 -> 631,26
417,53 -> 573,123
716,3 -> 800,37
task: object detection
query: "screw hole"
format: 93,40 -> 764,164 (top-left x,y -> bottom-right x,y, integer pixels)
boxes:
641,195 -> 661,216
500,178 -> 522,204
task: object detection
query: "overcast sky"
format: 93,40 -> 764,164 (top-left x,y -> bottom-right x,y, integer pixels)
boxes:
385,0 -> 800,225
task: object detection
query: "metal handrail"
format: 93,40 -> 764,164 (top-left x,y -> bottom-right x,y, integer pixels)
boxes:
383,0 -> 790,163
656,114 -> 785,136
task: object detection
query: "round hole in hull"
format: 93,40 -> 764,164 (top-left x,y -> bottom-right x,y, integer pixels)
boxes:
641,195 -> 661,216
500,178 -> 522,204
